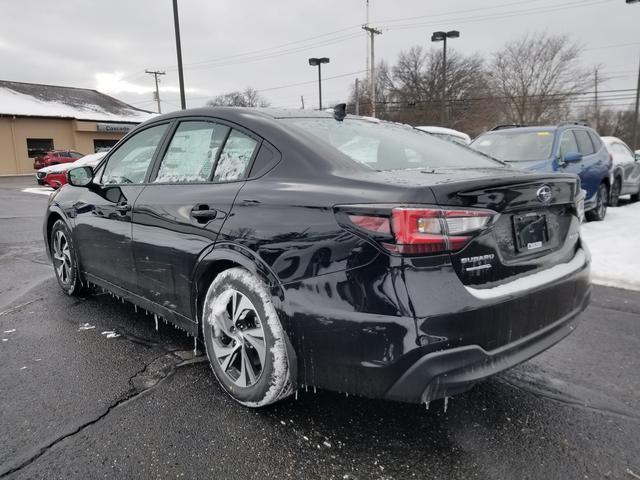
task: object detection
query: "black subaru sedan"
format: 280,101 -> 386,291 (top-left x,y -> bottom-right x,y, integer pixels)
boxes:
44,107 -> 590,408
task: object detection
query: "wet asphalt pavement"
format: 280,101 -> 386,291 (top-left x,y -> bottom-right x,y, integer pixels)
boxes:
0,177 -> 639,480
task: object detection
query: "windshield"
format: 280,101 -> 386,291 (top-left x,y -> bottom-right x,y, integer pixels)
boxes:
471,130 -> 555,162
284,118 -> 502,170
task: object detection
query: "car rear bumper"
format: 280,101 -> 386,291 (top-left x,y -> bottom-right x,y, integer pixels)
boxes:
283,246 -> 590,403
384,288 -> 589,403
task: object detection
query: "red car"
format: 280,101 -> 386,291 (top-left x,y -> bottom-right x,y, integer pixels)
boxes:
41,152 -> 107,189
33,150 -> 84,170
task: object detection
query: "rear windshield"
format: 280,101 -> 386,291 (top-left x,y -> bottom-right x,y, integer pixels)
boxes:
471,130 -> 555,162
283,118 -> 502,171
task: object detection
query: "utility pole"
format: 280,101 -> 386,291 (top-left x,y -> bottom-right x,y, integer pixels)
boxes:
146,70 -> 166,113
365,0 -> 370,83
301,95 -> 305,110
633,56 -> 640,150
172,0 -> 186,109
355,78 -> 360,115
594,68 -> 599,131
362,25 -> 382,117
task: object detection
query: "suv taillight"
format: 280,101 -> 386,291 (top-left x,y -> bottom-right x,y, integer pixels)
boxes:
339,206 -> 495,256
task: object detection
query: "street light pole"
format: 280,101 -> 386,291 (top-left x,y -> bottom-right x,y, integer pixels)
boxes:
431,30 -> 460,126
633,56 -> 640,150
308,57 -> 330,110
172,0 -> 186,110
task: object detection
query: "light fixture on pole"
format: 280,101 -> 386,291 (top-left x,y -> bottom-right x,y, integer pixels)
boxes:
308,57 -> 330,110
431,30 -> 460,125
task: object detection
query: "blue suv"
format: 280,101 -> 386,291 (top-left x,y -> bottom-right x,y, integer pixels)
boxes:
470,122 -> 611,221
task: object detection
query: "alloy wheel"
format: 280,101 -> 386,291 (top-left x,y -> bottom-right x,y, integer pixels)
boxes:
52,230 -> 72,285
209,289 -> 267,388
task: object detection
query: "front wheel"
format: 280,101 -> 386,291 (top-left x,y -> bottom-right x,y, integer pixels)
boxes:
586,183 -> 608,222
50,220 -> 84,295
202,268 -> 295,407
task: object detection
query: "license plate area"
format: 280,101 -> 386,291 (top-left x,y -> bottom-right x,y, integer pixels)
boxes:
513,212 -> 549,252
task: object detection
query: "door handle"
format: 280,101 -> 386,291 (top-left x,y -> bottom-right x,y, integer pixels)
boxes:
115,202 -> 131,213
190,204 -> 218,222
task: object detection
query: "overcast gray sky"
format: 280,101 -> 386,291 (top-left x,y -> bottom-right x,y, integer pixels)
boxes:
1,0 -> 638,112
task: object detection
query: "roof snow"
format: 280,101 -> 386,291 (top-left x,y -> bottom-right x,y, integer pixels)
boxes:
0,80 -> 155,123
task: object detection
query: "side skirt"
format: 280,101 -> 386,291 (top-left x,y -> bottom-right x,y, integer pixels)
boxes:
84,273 -> 199,338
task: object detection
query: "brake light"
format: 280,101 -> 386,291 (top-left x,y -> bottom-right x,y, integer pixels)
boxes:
341,206 -> 495,256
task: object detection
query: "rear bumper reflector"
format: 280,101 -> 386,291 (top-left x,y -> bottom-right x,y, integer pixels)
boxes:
464,248 -> 588,300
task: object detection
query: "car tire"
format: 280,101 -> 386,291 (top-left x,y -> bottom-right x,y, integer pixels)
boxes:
586,183 -> 608,222
610,178 -> 621,207
202,267 -> 295,407
631,189 -> 639,203
50,220 -> 85,296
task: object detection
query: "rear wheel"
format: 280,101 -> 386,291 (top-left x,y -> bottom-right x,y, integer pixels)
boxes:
610,178 -> 621,207
50,220 -> 84,295
202,268 -> 294,407
586,183 -> 608,222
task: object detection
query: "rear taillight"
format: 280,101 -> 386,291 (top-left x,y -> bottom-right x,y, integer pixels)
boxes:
340,206 -> 495,256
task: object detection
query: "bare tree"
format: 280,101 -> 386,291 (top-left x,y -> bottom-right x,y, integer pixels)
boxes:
207,87 -> 270,107
348,46 -> 493,134
487,32 -> 590,124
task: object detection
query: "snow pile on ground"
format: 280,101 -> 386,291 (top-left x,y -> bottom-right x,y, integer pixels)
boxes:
581,200 -> 640,291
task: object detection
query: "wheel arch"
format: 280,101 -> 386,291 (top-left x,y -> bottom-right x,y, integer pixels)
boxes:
191,242 -> 284,325
44,206 -> 70,258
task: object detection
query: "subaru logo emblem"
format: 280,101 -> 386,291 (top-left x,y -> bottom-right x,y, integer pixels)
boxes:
536,185 -> 553,204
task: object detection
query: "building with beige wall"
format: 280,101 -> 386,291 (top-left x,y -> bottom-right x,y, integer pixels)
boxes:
0,80 -> 154,175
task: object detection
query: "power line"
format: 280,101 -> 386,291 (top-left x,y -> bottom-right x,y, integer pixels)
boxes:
376,0 -> 610,31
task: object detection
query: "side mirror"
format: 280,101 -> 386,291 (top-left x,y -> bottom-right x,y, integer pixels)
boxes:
68,166 -> 93,187
635,153 -> 640,162
563,152 -> 583,163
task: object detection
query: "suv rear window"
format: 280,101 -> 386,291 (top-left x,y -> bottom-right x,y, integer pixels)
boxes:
285,118 -> 501,170
470,130 -> 555,162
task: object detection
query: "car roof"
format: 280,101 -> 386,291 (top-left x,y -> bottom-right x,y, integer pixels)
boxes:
600,136 -> 625,145
415,126 -> 471,139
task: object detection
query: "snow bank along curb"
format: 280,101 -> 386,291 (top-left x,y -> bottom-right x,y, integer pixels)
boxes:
580,200 -> 640,292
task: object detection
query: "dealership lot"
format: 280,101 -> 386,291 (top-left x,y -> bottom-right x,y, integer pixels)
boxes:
1,177 -> 639,479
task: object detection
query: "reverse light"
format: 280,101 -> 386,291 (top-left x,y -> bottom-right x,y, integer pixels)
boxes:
340,206 -> 495,256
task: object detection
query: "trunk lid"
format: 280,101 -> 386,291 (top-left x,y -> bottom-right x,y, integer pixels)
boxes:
425,168 -> 581,287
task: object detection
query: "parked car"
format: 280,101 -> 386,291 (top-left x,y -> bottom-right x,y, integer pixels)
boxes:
470,123 -> 612,221
41,152 -> 107,189
33,149 -> 84,170
601,137 -> 640,205
44,107 -> 590,408
415,126 -> 471,145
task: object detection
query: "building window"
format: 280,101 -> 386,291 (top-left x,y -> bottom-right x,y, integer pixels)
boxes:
93,139 -> 119,153
27,138 -> 54,158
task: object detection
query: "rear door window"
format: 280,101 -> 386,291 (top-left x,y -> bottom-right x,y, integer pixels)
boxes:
213,129 -> 259,182
559,131 -> 579,159
154,121 -> 230,183
588,131 -> 603,151
574,130 -> 595,155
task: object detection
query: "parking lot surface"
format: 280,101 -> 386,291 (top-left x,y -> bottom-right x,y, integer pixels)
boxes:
1,177 -> 639,480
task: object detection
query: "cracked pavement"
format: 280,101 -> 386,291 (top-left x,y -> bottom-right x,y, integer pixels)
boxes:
1,177 -> 639,479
